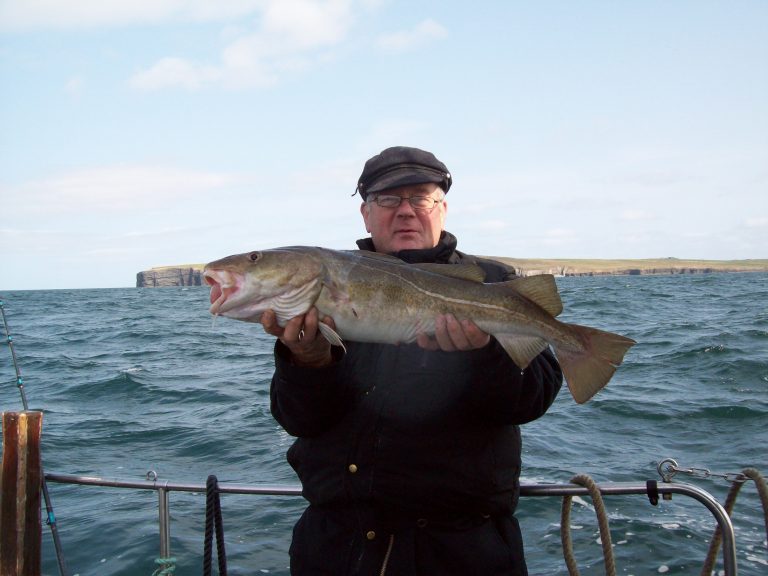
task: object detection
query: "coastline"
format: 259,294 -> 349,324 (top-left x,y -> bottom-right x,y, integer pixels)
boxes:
488,257 -> 768,277
135,257 -> 768,287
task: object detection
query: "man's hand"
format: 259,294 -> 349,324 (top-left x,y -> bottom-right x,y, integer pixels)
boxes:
261,307 -> 337,368
417,314 -> 491,352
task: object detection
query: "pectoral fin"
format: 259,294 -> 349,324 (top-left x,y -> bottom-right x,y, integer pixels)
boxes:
495,335 -> 549,369
318,322 -> 346,353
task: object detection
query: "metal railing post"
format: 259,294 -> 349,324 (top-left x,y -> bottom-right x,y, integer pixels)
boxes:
157,484 -> 171,559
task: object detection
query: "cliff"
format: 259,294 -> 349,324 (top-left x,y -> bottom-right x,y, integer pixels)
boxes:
136,266 -> 205,288
135,257 -> 768,287
490,257 -> 768,277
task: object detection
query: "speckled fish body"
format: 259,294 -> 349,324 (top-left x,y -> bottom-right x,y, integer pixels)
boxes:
204,246 -> 635,403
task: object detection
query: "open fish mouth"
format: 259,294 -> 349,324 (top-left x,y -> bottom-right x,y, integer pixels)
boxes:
203,269 -> 242,315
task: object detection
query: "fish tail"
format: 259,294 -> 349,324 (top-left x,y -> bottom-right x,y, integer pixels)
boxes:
555,324 -> 636,404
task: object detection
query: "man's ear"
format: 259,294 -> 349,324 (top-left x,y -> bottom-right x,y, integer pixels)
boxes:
360,202 -> 371,232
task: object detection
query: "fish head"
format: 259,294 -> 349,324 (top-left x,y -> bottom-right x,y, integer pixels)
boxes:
203,247 -> 325,323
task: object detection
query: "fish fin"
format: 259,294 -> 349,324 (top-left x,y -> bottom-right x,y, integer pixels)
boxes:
355,250 -> 487,282
412,263 -> 487,283
355,250 -> 407,264
502,275 -> 564,317
554,324 -> 636,403
495,335 -> 550,369
318,322 -> 347,353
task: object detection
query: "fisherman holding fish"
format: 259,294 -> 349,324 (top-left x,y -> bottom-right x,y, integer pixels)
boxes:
205,146 -> 634,573
262,146 -> 564,575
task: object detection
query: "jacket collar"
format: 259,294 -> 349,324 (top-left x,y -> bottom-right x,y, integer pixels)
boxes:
355,231 -> 460,264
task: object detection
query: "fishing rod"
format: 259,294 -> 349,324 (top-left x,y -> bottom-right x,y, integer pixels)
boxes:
1,297 -> 69,576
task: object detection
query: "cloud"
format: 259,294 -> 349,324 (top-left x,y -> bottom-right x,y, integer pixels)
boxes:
3,0 -> 357,91
477,219 -> 508,231
0,0 -> 265,29
745,216 -> 768,228
64,75 -> 84,98
541,228 -> 577,246
130,0 -> 354,91
262,0 -> 352,49
620,209 -> 655,221
358,119 -> 431,151
130,58 -> 225,91
0,227 -> 62,252
7,164 -> 237,215
375,19 -> 447,53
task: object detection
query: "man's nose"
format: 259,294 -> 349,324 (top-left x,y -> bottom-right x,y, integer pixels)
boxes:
395,198 -> 417,215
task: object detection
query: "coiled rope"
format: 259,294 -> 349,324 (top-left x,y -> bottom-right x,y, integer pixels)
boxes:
203,475 -> 228,576
151,557 -> 177,575
700,468 -> 768,576
561,474 -> 616,576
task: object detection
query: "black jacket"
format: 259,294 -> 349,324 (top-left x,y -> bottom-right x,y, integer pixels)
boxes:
270,232 -> 563,575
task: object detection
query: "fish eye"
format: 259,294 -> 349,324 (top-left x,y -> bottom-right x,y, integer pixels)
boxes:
249,252 -> 261,262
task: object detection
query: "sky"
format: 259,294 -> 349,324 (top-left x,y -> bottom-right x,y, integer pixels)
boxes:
1,0 -> 766,290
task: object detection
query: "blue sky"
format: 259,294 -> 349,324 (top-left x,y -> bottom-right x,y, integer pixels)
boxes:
1,0 -> 766,290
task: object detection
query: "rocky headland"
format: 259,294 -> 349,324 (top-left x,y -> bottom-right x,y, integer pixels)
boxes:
136,257 -> 768,287
136,266 -> 205,288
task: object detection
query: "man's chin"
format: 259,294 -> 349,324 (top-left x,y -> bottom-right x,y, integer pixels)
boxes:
389,235 -> 427,251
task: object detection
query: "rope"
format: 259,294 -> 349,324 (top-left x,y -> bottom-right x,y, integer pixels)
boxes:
700,468 -> 768,576
203,475 -> 228,576
151,557 -> 177,575
561,474 -> 616,576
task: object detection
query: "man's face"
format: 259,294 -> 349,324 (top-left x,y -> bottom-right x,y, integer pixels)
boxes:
360,183 -> 447,254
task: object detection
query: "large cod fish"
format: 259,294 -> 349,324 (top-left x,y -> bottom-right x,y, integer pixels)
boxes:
203,246 -> 635,403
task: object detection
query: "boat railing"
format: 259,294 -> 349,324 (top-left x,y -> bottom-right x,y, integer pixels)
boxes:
44,471 -> 740,575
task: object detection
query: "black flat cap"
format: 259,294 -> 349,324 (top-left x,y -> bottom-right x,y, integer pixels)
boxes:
356,146 -> 452,199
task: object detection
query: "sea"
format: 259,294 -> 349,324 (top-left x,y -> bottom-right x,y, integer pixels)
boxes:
1,272 -> 766,576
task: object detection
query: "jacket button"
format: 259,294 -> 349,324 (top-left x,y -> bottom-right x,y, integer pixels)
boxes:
366,530 -> 376,540
348,464 -> 358,474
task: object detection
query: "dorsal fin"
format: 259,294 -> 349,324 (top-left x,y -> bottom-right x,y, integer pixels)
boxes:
353,250 -> 486,282
412,263 -> 486,283
354,250 -> 405,264
503,274 -> 563,317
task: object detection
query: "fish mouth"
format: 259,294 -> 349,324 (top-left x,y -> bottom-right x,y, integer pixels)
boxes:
203,268 -> 242,315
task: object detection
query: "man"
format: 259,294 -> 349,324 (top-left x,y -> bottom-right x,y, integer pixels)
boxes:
262,146 -> 563,575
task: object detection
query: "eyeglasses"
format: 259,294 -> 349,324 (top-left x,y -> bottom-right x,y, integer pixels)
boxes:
370,194 -> 442,213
